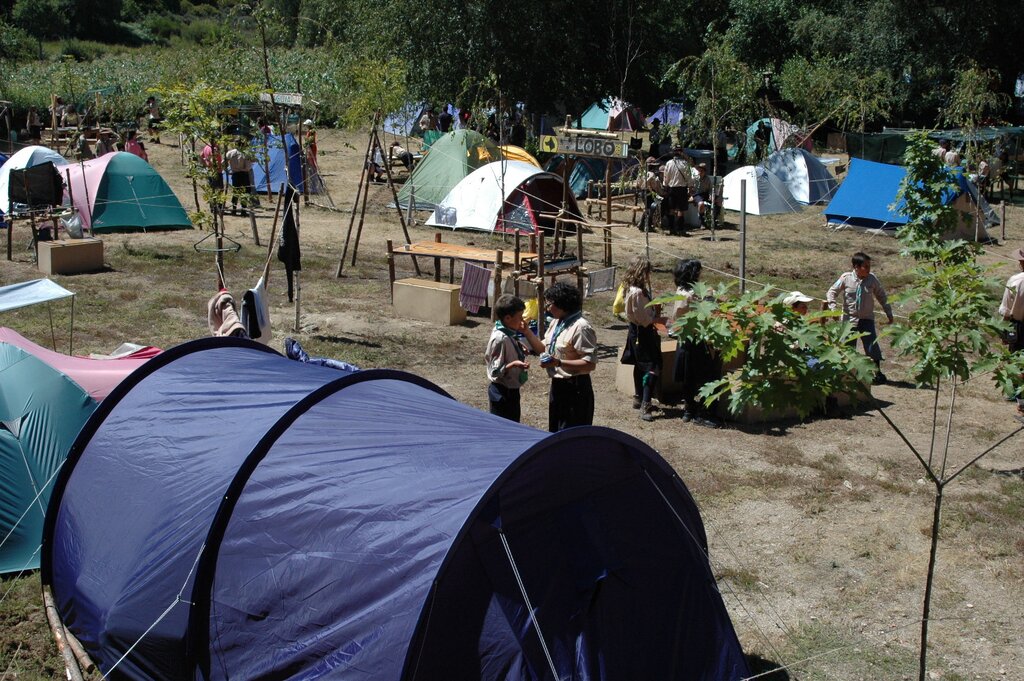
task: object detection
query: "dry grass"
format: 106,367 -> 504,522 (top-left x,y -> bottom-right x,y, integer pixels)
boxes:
2,129 -> 1023,678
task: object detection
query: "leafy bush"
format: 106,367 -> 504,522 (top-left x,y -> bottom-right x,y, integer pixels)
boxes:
660,283 -> 875,418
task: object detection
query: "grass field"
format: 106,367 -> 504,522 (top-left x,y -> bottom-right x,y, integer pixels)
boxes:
1,129 -> 1022,679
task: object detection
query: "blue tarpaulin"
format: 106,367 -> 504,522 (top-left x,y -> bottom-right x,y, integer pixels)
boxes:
43,338 -> 750,680
251,133 -> 305,193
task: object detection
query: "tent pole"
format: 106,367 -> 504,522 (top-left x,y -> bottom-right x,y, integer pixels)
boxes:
69,295 -> 74,355
350,120 -> 378,268
497,530 -> 560,679
49,302 -> 56,351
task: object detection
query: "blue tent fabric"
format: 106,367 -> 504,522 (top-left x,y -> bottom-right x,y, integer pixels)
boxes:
251,133 -> 304,193
44,338 -> 749,680
823,158 -> 909,229
649,101 -> 686,126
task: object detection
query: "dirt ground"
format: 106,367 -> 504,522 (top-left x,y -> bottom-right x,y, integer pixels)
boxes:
2,128 -> 1022,679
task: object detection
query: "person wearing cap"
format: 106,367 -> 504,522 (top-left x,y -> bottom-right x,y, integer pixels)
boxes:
636,156 -> 664,231
784,291 -> 813,315
647,117 -> 662,159
998,247 -> 1024,418
827,252 -> 894,384
95,128 -> 118,156
662,146 -> 694,235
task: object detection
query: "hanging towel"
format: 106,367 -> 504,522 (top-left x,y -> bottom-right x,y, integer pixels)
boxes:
460,262 -> 492,313
207,290 -> 247,338
586,267 -> 617,296
240,276 -> 272,344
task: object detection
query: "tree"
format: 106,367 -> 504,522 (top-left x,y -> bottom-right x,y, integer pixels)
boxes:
885,131 -> 1024,681
778,55 -> 892,133
11,0 -> 69,57
664,40 -> 760,178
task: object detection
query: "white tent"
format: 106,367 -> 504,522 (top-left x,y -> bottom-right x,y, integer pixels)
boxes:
760,148 -> 838,204
721,166 -> 801,215
0,146 -> 69,214
427,160 -> 580,233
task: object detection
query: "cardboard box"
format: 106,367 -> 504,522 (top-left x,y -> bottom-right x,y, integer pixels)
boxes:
37,238 -> 104,275
615,340 -> 682,402
393,278 -> 466,325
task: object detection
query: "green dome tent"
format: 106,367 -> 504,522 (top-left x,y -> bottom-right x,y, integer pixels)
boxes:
396,130 -> 500,210
65,152 -> 191,233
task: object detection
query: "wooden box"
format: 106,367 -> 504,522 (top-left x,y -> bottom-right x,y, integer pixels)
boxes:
392,278 -> 466,325
37,238 -> 104,275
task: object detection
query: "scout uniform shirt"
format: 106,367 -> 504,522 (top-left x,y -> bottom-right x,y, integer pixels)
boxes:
485,322 -> 530,389
542,313 -> 598,379
826,271 -> 893,321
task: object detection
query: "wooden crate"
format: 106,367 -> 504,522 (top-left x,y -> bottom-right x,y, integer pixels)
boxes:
37,238 -> 104,275
392,278 -> 466,325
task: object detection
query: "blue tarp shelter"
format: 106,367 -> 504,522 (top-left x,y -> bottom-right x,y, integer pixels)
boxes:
251,133 -> 305,193
649,101 -> 686,126
43,338 -> 750,680
824,158 -> 997,238
824,158 -> 907,229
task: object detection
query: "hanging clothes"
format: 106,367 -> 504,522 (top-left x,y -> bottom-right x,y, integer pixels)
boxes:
460,262 -> 491,313
240,276 -> 271,344
277,186 -> 302,302
586,267 -> 617,296
207,290 -> 247,338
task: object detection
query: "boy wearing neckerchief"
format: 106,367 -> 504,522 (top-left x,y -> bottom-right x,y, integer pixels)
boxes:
541,282 -> 599,432
485,295 -> 545,422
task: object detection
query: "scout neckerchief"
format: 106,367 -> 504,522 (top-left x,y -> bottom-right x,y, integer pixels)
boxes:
495,320 -> 528,384
854,272 -> 866,314
547,311 -> 582,355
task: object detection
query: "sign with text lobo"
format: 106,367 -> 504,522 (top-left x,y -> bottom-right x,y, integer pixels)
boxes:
555,134 -> 631,159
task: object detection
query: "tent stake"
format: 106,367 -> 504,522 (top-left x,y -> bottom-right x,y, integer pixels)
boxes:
42,585 -> 85,681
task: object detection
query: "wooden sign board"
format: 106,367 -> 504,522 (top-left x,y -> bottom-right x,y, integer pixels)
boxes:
260,92 -> 304,107
554,134 -> 630,159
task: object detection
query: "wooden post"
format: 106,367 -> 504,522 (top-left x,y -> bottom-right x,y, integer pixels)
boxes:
576,217 -> 585,265
387,239 -> 396,301
42,586 -> 84,681
349,149 -> 374,269
604,163 -> 613,266
492,250 -> 504,320
537,232 -> 546,339
336,129 -> 374,276
376,126 -> 420,276
1001,200 -> 1006,242
249,208 -> 261,246
6,214 -> 11,260
433,232 -> 442,282
191,139 -> 201,214
514,231 -> 522,296
740,178 -> 747,294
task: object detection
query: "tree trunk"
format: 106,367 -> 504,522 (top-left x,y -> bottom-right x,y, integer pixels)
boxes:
918,486 -> 944,681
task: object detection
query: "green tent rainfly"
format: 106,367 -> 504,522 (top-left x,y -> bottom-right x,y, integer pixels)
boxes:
396,130 -> 501,210
65,152 -> 191,233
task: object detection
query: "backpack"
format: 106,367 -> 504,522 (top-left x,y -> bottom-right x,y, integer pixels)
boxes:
612,283 -> 626,316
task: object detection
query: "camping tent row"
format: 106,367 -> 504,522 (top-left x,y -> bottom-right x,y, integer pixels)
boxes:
43,338 -> 751,680
1,145 -> 191,233
721,148 -> 839,216
0,324 -> 150,575
823,158 -> 998,240
246,133 -> 324,194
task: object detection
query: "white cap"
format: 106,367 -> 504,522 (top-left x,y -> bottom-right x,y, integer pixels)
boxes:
783,291 -> 814,306
303,119 -> 314,127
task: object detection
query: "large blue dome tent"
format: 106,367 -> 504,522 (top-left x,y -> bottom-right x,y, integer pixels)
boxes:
42,338 -> 750,680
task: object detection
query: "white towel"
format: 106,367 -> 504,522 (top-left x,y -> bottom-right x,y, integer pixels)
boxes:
460,262 -> 491,313
586,267 -> 616,296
